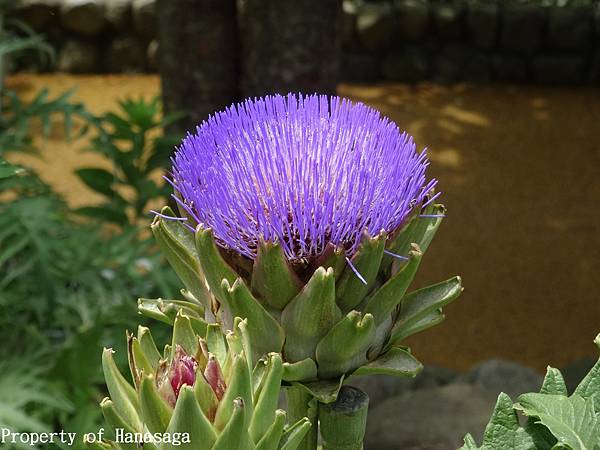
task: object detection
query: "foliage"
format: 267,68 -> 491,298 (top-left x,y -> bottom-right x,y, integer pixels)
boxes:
461,334 -> 600,450
75,97 -> 183,226
0,355 -> 72,450
0,168 -> 180,448
0,87 -> 96,154
0,0 -> 54,77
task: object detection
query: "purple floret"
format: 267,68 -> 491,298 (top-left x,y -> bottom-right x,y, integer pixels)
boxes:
171,93 -> 437,261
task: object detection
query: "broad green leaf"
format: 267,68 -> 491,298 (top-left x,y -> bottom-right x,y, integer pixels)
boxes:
575,358 -> 600,401
540,367 -> 568,396
516,393 -> 600,450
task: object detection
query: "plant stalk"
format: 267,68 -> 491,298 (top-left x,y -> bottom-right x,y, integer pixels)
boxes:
319,385 -> 369,450
286,385 -> 319,450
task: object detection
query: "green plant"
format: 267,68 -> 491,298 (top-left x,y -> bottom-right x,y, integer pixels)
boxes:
0,355 -> 72,450
461,334 -> 600,450
0,0 -> 54,98
0,168 -> 181,448
0,88 -> 94,154
92,315 -> 311,450
75,97 -> 183,225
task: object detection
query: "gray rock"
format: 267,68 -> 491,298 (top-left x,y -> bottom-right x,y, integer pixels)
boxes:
531,55 -> 586,84
105,0 -> 131,31
13,0 -> 59,31
466,0 -> 498,49
365,383 -> 498,450
547,6 -> 593,50
57,39 -> 99,72
412,365 -> 458,390
106,36 -> 145,72
432,1 -> 465,40
501,2 -> 546,55
492,53 -> 528,82
146,38 -> 159,71
356,3 -> 395,51
340,51 -> 382,82
350,366 -> 457,409
395,0 -> 430,42
458,359 -> 542,399
560,357 -> 596,394
132,0 -> 156,39
382,46 -> 429,82
60,0 -> 105,36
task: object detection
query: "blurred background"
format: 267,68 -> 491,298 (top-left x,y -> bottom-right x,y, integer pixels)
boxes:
1,0 -> 599,448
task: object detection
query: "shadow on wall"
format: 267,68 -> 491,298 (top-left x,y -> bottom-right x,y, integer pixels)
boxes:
339,82 -> 600,372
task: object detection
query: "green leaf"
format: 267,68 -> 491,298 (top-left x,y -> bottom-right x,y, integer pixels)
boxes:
250,353 -> 284,443
540,367 -> 568,396
281,267 -> 342,362
251,240 -> 302,310
352,347 -> 422,378
575,358 -> 600,401
335,233 -> 386,312
363,244 -> 422,325
390,309 -> 445,343
290,377 -> 345,404
222,278 -> 285,362
214,354 -> 253,432
75,168 -> 117,198
137,298 -> 205,327
152,206 -> 211,307
164,386 -> 215,450
212,398 -> 251,450
282,358 -> 318,382
461,393 -> 552,450
516,393 -> 600,450
459,433 -> 479,450
195,227 -> 238,304
101,349 -> 142,431
389,276 -> 462,346
139,374 -> 173,434
278,418 -> 312,450
74,205 -> 128,225
316,311 -> 376,379
382,202 -> 445,275
171,312 -> 199,357
100,398 -> 139,448
255,409 -> 286,450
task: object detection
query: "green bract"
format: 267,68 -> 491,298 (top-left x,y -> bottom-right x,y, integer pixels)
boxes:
147,200 -> 461,401
93,315 -> 311,450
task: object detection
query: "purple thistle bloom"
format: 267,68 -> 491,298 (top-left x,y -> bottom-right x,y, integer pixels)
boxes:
171,93 -> 437,262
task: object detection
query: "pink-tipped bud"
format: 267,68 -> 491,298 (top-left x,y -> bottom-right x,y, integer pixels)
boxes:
170,345 -> 198,398
203,355 -> 227,401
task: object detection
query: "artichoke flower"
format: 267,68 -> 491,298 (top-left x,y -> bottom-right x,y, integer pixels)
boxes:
145,94 -> 462,402
93,315 -> 311,450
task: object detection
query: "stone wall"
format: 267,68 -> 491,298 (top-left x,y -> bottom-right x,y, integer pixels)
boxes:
343,0 -> 600,83
11,0 -> 158,73
10,0 -> 600,83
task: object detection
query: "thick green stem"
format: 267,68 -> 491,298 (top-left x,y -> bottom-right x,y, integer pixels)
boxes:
286,385 -> 319,450
319,385 -> 369,450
